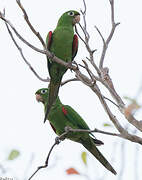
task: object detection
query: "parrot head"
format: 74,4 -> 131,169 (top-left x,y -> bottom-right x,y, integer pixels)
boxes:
57,10 -> 80,26
35,88 -> 49,104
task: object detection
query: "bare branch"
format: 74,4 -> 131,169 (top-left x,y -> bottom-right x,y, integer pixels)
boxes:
77,1 -> 101,76
103,96 -> 119,108
0,12 -> 45,54
0,12 -> 79,72
81,0 -> 87,15
65,126 -> 121,137
80,0 -> 88,38
16,0 -> 46,49
75,66 -> 142,133
5,23 -> 49,82
75,25 -> 101,75
28,124 -> 142,180
95,25 -> 105,45
99,67 -> 125,108
98,0 -> 120,69
61,78 -> 79,86
28,128 -> 72,180
82,60 -> 96,82
124,113 -> 142,132
86,57 -> 101,76
1,0 -> 142,147
90,84 -> 142,144
28,137 -> 61,180
75,25 -> 88,47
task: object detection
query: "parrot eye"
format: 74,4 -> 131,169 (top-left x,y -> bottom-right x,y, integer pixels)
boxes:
68,11 -> 74,16
41,89 -> 47,94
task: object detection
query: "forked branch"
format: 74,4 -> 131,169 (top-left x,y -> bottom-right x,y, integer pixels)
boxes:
28,125 -> 142,179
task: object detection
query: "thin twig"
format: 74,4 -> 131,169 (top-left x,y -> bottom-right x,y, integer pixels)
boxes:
30,123 -> 140,179
0,11 -> 80,72
65,126 -> 121,137
5,23 -> 49,82
103,96 -> 119,108
1,0 -> 142,147
61,78 -> 79,86
16,0 -> 46,49
64,126 -> 142,145
81,0 -> 87,19
28,138 -> 60,180
77,0 -> 101,76
75,25 -> 87,46
80,0 -> 90,41
95,25 -> 105,45
86,57 -> 101,76
90,84 -> 142,145
0,12 -> 45,54
82,60 -> 96,82
99,0 -> 120,69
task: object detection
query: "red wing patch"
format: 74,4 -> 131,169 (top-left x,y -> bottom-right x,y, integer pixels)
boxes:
62,106 -> 67,116
72,34 -> 78,59
47,31 -> 52,50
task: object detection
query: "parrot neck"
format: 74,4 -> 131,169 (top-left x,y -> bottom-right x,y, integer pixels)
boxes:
57,18 -> 74,29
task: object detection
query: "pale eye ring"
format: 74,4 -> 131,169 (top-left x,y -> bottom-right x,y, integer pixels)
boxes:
68,11 -> 74,16
41,89 -> 47,94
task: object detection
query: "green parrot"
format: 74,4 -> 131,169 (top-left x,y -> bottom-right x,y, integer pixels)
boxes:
35,88 -> 117,175
45,10 -> 80,123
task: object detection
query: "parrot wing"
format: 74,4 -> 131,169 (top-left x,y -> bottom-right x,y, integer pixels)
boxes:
62,105 -> 104,146
46,31 -> 53,70
62,105 -> 90,130
72,34 -> 78,60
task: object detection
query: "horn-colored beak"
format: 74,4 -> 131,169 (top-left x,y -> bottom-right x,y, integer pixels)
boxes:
73,15 -> 80,25
36,94 -> 43,102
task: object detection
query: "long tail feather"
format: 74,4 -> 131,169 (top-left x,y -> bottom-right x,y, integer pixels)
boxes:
44,80 -> 61,123
93,138 -> 104,146
82,138 -> 117,175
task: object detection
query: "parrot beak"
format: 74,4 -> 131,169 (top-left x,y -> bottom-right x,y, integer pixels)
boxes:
36,94 -> 43,102
73,14 -> 80,25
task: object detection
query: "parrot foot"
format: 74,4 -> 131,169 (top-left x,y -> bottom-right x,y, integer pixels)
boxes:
55,137 -> 61,144
72,61 -> 79,69
67,61 -> 79,71
64,126 -> 72,132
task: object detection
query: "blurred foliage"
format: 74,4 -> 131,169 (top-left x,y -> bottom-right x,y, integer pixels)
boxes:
66,167 -> 80,175
66,151 -> 88,177
8,149 -> 20,160
124,96 -> 141,117
81,151 -> 87,165
103,123 -> 112,127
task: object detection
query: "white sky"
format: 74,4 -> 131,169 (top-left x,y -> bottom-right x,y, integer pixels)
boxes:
0,0 -> 142,180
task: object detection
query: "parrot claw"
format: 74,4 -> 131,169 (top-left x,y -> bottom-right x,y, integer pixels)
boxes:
64,126 -> 72,132
67,61 -> 79,72
72,61 -> 79,69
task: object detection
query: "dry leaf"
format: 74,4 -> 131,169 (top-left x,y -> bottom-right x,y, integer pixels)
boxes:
66,168 -> 79,175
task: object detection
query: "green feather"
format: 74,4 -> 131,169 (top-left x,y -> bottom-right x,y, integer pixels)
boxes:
36,88 -> 117,175
44,10 -> 80,122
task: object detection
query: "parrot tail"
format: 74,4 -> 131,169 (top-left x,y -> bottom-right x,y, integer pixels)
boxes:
44,80 -> 61,123
93,138 -> 104,146
82,138 -> 117,175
